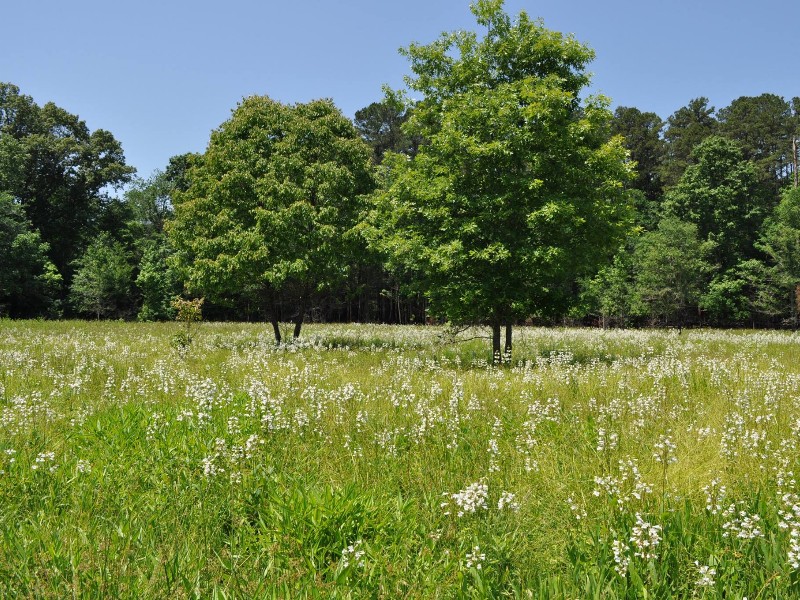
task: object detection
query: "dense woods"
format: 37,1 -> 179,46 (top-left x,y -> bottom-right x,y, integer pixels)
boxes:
1,2 -> 799,332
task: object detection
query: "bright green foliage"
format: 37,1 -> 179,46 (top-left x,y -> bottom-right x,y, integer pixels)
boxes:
168,97 -> 374,340
580,246 -> 636,327
0,83 -> 135,279
69,233 -> 134,319
757,187 -> 800,324
663,136 -> 763,271
136,239 -> 179,322
371,1 -> 632,356
632,217 -> 715,326
0,193 -> 61,317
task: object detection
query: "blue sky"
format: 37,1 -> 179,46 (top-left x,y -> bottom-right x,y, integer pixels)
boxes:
3,0 -> 797,180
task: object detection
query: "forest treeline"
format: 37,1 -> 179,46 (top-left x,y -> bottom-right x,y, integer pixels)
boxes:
1,5 -> 799,332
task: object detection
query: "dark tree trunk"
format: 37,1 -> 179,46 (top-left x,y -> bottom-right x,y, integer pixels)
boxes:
504,322 -> 513,363
492,321 -> 502,364
293,289 -> 309,339
293,316 -> 303,339
265,286 -> 281,344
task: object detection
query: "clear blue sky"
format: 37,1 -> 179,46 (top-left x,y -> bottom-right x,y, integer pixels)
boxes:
3,0 -> 797,181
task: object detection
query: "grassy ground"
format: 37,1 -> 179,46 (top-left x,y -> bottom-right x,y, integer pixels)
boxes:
2,320 -> 800,598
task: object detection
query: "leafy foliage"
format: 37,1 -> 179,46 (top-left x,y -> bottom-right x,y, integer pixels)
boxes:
0,193 -> 61,317
168,96 -> 374,340
69,233 -> 134,319
371,0 -> 632,356
631,217 -> 715,326
663,136 -> 764,271
0,82 -> 135,280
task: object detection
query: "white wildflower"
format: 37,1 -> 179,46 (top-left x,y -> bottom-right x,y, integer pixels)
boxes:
449,480 -> 489,517
694,561 -> 716,587
465,545 -> 485,570
498,491 -> 519,512
612,539 -> 629,576
630,513 -> 662,560
341,540 -> 365,568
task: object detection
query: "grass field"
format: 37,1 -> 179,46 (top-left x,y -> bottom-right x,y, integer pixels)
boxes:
3,320 -> 800,598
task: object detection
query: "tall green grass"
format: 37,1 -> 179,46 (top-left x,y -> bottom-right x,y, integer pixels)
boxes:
2,321 -> 800,597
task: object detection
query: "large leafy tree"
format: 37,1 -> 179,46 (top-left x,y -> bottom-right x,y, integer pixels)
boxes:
370,0 -> 632,361
168,97 -> 374,342
0,83 -> 135,282
0,193 -> 62,317
663,136 -> 764,271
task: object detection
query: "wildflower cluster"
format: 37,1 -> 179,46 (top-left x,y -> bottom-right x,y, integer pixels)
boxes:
443,480 -> 489,517
341,540 -> 365,569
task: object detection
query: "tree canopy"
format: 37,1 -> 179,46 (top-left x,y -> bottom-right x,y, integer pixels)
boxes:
370,0 -> 632,359
168,96 -> 374,341
0,83 -> 135,280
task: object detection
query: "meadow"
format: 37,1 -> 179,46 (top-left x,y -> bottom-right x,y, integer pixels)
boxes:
3,320 -> 800,598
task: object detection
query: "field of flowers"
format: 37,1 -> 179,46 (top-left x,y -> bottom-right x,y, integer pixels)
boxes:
3,320 -> 800,598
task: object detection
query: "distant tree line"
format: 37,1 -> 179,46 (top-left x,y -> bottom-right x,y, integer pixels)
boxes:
1,2 -> 799,339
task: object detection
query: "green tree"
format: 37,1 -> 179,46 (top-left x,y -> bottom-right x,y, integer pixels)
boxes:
757,187 -> 800,324
580,246 -> 636,328
136,238 -> 179,322
370,0 -> 632,361
632,217 -> 715,328
69,233 -> 134,319
661,97 -> 718,188
125,170 -> 175,236
168,97 -> 374,342
0,193 -> 62,317
663,136 -> 763,271
700,259 -> 781,325
0,83 -> 135,283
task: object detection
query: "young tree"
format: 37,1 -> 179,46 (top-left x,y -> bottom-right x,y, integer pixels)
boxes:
370,0 -> 632,361
580,246 -> 636,328
69,233 -> 134,319
631,217 -> 715,328
167,97 -> 374,342
136,239 -> 179,322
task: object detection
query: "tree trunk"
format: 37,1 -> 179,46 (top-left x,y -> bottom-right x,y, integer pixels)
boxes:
294,292 -> 308,339
504,322 -> 513,363
491,321 -> 502,365
271,319 -> 281,345
293,314 -> 304,339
